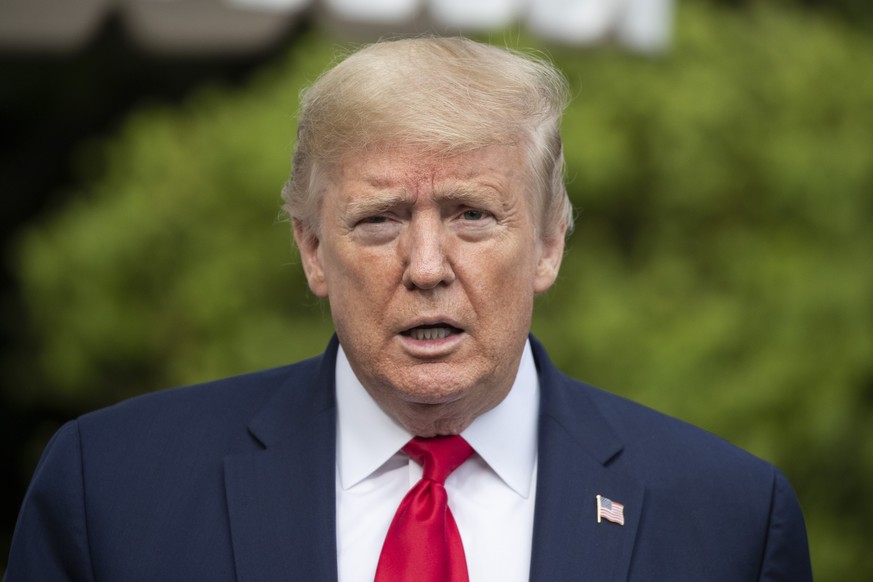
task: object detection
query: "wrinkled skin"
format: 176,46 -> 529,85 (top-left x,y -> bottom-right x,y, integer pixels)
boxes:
294,145 -> 565,436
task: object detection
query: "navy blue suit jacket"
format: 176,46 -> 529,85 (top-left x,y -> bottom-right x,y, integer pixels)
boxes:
6,337 -> 812,581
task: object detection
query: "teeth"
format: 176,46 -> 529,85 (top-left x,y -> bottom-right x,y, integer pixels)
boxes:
410,327 -> 451,341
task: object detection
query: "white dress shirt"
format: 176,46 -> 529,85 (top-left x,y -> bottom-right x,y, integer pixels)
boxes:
335,341 -> 540,582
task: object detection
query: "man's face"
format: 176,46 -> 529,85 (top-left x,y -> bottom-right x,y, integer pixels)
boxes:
295,144 -> 564,433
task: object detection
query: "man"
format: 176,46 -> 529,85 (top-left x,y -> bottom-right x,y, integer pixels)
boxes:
6,38 -> 811,581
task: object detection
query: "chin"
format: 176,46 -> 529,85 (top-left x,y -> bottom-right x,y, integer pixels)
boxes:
393,381 -> 471,405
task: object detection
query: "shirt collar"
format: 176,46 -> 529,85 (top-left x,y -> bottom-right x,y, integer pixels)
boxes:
336,340 -> 540,498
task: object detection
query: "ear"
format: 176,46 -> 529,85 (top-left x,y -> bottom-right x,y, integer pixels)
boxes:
533,223 -> 567,295
293,219 -> 329,298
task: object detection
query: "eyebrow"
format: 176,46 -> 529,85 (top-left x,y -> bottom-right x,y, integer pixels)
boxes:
342,177 -> 507,217
344,191 -> 413,218
431,180 -> 517,218
434,184 -> 503,206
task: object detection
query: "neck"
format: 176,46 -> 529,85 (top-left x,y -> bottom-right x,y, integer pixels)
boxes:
368,385 -> 511,437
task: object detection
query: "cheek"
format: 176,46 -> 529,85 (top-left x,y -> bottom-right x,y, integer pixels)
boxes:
322,243 -> 401,306
476,237 -> 538,286
462,244 -> 538,319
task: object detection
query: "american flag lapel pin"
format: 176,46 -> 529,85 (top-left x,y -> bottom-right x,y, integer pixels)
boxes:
596,495 -> 625,526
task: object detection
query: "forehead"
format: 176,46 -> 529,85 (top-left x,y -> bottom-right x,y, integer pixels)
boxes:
329,144 -> 528,200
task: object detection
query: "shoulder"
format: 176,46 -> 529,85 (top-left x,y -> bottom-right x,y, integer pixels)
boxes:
530,334 -> 775,487
81,360 -> 305,425
6,351 -> 336,580
568,373 -> 776,487
75,352 -> 329,462
533,336 -> 788,522
538,363 -> 811,580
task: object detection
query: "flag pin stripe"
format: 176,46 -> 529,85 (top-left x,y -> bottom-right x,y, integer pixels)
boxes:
596,494 -> 625,526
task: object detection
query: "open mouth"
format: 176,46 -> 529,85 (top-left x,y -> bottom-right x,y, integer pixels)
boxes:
402,323 -> 463,341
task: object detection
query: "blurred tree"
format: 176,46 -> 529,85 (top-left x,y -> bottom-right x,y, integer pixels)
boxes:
12,34 -> 338,408
8,1 -> 873,579
534,2 -> 873,577
723,0 -> 873,29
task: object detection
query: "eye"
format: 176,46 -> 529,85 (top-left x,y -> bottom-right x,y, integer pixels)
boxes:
452,206 -> 495,241
361,215 -> 388,224
461,209 -> 487,221
352,213 -> 400,245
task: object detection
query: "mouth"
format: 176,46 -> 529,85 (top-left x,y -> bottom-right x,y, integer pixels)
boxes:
401,323 -> 464,341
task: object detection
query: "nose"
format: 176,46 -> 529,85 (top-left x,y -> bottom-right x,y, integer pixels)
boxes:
401,215 -> 455,290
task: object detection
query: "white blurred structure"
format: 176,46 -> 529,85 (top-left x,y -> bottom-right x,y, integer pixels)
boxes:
0,0 -> 111,51
323,0 -> 421,24
429,0 -> 526,31
528,0 -> 626,44
120,0 -> 304,54
527,0 -> 673,52
615,0 -> 674,52
0,0 -> 675,54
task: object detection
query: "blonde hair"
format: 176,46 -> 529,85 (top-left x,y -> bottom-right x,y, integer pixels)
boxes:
282,36 -> 573,242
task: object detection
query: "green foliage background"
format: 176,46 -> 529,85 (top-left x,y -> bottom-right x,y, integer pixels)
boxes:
9,1 -> 873,578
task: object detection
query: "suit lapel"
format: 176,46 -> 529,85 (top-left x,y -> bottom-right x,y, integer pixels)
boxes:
225,339 -> 340,582
529,338 -> 644,582
222,336 -> 643,581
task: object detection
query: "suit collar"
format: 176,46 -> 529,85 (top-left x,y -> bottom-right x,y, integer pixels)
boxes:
462,339 -> 540,498
531,336 -> 623,465
225,337 -> 340,582
223,335 -> 644,582
529,336 -> 644,582
246,336 -> 339,449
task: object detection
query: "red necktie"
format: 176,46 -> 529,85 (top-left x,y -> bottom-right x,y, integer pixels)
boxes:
375,435 -> 474,582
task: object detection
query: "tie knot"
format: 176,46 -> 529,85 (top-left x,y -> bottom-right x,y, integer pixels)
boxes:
403,435 -> 474,485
